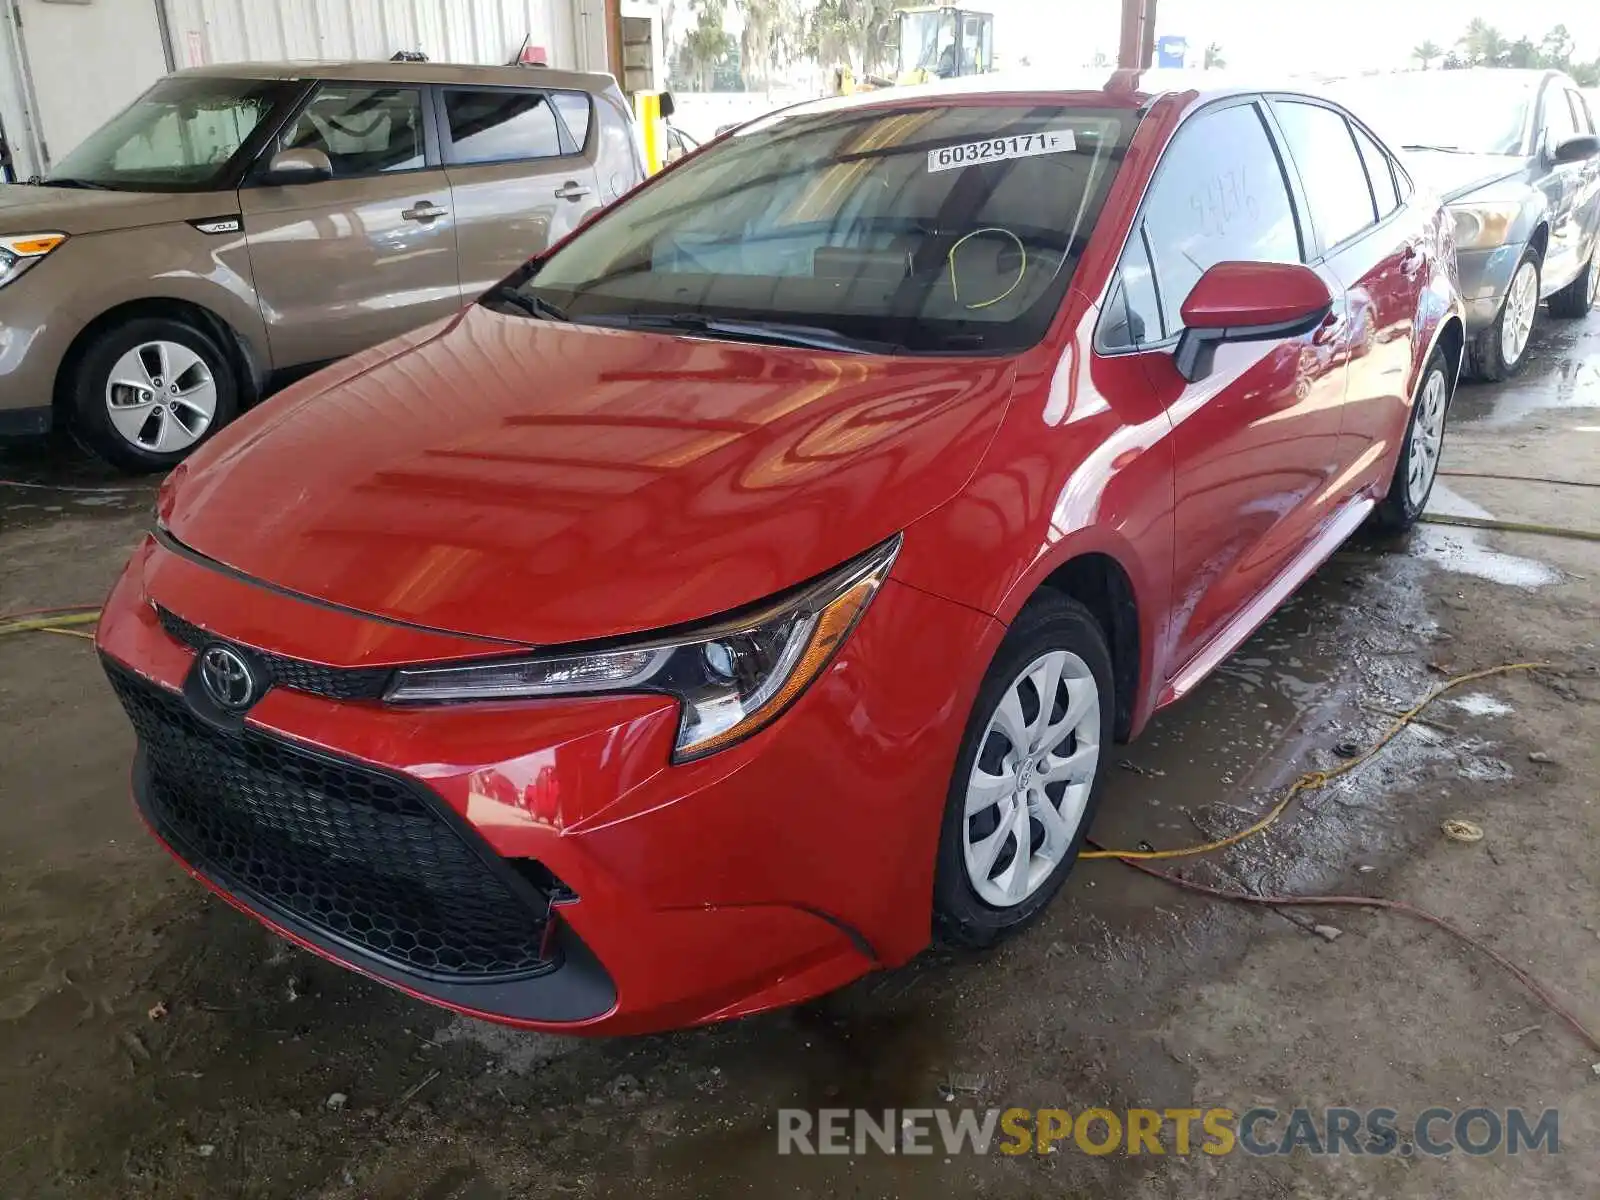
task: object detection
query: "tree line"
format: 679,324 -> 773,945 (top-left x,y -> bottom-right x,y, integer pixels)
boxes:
668,0 -> 911,92
1412,19 -> 1600,85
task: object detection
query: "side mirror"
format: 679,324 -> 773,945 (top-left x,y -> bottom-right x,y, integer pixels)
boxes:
1173,261 -> 1333,383
658,90 -> 676,119
1553,133 -> 1600,165
263,147 -> 333,185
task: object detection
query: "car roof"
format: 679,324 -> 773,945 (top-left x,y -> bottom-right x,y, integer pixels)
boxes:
174,60 -> 616,92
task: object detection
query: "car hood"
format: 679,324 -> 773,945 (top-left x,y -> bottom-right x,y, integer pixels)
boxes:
161,306 -> 1014,646
0,183 -> 221,235
1400,150 -> 1528,203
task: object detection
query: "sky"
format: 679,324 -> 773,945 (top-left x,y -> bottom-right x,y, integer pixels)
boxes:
986,0 -> 1600,75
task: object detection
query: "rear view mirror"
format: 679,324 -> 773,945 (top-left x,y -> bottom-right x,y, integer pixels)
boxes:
658,91 -> 677,119
1553,133 -> 1600,164
1173,261 -> 1333,383
263,147 -> 334,185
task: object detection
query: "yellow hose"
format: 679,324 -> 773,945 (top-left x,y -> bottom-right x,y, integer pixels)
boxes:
0,611 -> 101,637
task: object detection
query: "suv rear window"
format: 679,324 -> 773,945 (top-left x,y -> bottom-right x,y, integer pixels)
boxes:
510,102 -> 1135,354
445,89 -> 563,164
550,91 -> 593,150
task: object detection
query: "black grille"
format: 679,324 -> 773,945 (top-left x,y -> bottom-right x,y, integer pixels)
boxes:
106,660 -> 554,981
155,606 -> 393,702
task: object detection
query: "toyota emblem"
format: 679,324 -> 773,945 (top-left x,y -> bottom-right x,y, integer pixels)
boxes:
199,644 -> 257,710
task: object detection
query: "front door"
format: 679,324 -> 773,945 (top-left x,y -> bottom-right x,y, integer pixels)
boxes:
1103,98 -> 1351,677
1536,80 -> 1585,291
438,85 -> 604,301
239,82 -> 462,369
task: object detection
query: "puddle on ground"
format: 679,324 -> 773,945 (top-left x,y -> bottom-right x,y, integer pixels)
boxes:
1449,318 -> 1600,429
1415,483 -> 1562,588
0,440 -> 158,534
1448,692 -> 1514,717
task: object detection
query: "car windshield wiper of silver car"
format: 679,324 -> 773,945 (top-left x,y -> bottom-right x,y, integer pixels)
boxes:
581,312 -> 896,355
1401,143 -> 1470,154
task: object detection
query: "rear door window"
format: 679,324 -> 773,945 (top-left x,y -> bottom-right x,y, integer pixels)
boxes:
279,85 -> 426,176
1135,101 -> 1303,339
1351,123 -> 1400,217
1273,101 -> 1377,250
444,89 -> 564,164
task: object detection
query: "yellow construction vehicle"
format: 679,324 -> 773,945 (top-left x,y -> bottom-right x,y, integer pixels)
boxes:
830,7 -> 995,95
892,6 -> 995,85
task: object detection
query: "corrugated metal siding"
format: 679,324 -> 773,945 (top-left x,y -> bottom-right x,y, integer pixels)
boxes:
162,0 -> 580,72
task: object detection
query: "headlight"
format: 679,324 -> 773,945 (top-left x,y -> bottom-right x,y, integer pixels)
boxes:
385,536 -> 901,760
1448,203 -> 1521,251
0,231 -> 68,288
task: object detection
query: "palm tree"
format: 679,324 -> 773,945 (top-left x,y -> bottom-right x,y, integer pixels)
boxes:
1411,40 -> 1442,69
1458,18 -> 1507,67
1203,42 -> 1226,70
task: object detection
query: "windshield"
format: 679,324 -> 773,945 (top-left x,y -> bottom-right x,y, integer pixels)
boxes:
1330,72 -> 1534,156
48,76 -> 293,191
504,102 -> 1133,355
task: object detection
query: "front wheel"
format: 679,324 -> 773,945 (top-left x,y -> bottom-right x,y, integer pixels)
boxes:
1372,347 -> 1452,533
1467,250 -> 1540,381
933,592 -> 1113,948
68,316 -> 238,473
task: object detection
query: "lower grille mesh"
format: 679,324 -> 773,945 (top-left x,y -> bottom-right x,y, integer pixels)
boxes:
106,660 -> 553,980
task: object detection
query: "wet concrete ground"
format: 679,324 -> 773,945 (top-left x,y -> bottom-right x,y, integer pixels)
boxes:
2,314 -> 1598,1198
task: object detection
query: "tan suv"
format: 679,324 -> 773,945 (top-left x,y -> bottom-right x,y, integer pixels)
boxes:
0,61 -> 643,470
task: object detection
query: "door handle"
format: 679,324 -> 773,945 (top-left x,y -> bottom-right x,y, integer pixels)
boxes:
554,181 -> 592,202
402,202 -> 448,223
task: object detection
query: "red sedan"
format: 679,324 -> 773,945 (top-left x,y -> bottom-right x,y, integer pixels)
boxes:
98,74 -> 1464,1034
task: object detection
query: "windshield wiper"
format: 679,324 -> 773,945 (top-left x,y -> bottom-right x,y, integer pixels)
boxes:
39,176 -> 113,190
483,284 -> 567,321
582,312 -> 895,355
1401,144 -> 1469,155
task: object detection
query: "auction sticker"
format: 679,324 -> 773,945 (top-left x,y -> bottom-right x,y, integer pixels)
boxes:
927,129 -> 1077,172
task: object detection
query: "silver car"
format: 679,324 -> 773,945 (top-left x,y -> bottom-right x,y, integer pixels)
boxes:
1334,69 -> 1600,378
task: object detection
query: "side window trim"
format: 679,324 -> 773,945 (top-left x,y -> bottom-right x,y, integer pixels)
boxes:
1138,224 -> 1168,342
1565,89 -> 1592,137
440,85 -> 577,166
247,79 -> 440,183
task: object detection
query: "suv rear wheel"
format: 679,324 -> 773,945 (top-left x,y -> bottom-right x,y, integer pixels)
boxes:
68,316 -> 238,473
1548,248 -> 1598,319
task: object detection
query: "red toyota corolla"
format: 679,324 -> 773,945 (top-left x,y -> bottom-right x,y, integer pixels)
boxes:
98,74 -> 1463,1034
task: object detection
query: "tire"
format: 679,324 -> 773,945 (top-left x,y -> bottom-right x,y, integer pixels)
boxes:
68,316 -> 238,473
1466,248 -> 1540,381
933,592 -> 1114,948
1547,247 -> 1598,319
1371,347 -> 1452,533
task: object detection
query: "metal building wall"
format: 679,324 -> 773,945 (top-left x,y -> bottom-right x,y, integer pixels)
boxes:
161,0 -> 585,72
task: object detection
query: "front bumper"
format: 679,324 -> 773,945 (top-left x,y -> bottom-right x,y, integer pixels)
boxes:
97,535 -> 1003,1034
1456,241 -> 1526,333
0,275 -> 67,416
